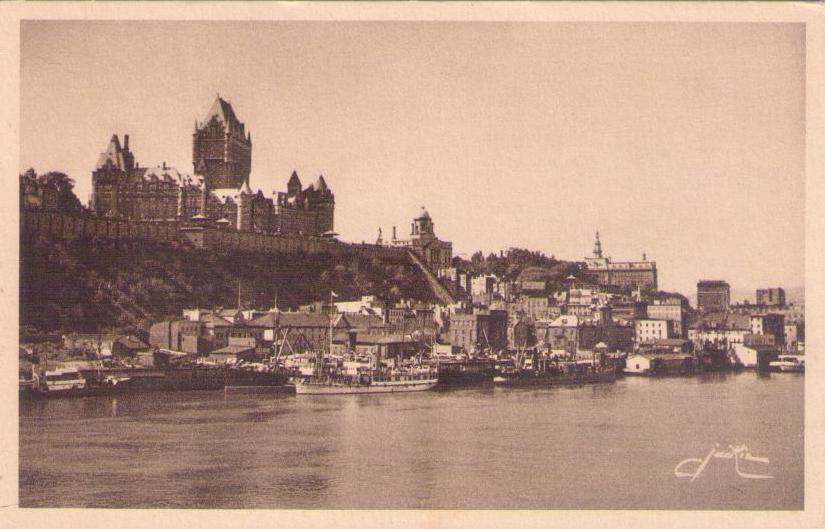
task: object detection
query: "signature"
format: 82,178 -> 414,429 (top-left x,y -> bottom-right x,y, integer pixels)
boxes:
675,444 -> 773,482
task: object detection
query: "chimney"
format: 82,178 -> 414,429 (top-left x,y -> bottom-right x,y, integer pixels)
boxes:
392,226 -> 397,240
123,134 -> 130,151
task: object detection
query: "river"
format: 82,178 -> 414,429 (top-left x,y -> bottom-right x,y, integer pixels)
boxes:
19,371 -> 803,509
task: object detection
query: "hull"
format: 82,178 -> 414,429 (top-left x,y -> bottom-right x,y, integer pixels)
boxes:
494,369 -> 617,387
224,368 -> 290,387
225,384 -> 296,396
435,361 -> 496,387
295,379 -> 437,395
772,364 -> 804,373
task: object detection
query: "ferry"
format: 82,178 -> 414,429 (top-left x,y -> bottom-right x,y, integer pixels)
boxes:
769,354 -> 805,373
37,368 -> 87,397
294,368 -> 438,395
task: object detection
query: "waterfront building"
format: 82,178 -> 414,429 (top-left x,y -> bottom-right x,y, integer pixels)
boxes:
646,300 -> 686,338
634,319 -> 677,345
248,311 -> 343,353
538,308 -> 633,354
731,343 -> 780,369
697,280 -> 731,313
750,313 -> 785,346
784,321 -> 804,351
379,207 -> 453,272
756,288 -> 786,307
687,311 -> 751,350
583,232 -> 658,291
625,353 -> 695,375
448,308 -> 508,354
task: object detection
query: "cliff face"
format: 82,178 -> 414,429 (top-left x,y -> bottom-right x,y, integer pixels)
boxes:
20,235 -> 437,336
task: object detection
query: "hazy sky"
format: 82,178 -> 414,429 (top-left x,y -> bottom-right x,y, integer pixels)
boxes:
20,21 -> 805,297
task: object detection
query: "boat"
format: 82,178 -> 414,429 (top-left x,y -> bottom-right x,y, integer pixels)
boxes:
224,362 -> 291,386
769,354 -> 805,373
19,369 -> 38,399
223,362 -> 294,395
293,291 -> 438,395
493,355 -> 617,387
433,355 -> 496,387
37,368 -> 88,397
293,368 -> 438,395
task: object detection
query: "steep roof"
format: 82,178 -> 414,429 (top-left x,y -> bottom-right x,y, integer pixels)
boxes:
203,96 -> 240,127
314,174 -> 328,191
287,170 -> 302,189
339,313 -> 385,330
96,135 -> 126,170
248,312 -> 345,329
141,165 -> 185,184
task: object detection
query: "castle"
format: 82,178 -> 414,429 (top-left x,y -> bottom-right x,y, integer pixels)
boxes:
91,96 -> 334,236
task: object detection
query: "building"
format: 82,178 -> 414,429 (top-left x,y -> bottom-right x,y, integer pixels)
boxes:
90,96 -> 334,236
731,343 -> 779,370
750,313 -> 785,347
379,207 -> 453,271
784,321 -> 804,351
756,288 -> 786,307
20,170 -> 58,210
634,319 -> 676,345
583,232 -> 657,291
646,300 -> 686,338
448,309 -> 508,354
697,280 -> 730,313
538,308 -> 633,355
624,353 -> 695,376
192,96 -> 251,190
687,311 -> 752,350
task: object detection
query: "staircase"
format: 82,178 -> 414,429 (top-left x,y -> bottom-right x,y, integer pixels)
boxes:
406,250 -> 456,305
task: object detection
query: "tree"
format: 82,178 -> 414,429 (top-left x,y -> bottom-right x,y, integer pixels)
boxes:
39,171 -> 84,214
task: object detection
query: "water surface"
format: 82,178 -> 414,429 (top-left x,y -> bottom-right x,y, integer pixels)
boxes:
19,372 -> 803,509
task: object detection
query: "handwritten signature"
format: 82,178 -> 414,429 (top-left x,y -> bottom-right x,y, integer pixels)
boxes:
675,444 -> 773,482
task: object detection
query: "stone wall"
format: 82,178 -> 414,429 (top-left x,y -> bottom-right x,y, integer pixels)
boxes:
21,208 -> 408,261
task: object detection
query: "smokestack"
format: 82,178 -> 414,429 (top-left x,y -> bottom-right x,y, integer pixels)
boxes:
124,134 -> 129,151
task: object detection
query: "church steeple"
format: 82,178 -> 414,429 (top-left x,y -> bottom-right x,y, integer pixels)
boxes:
593,231 -> 603,258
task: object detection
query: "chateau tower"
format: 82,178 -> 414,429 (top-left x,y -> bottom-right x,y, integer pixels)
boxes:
192,95 -> 252,190
91,134 -> 137,216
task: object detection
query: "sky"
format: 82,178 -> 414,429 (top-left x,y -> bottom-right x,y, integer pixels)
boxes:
20,21 -> 805,299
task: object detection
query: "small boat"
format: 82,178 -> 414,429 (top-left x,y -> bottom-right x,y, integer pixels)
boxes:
37,368 -> 87,397
19,370 -> 38,399
769,355 -> 805,373
294,369 -> 438,395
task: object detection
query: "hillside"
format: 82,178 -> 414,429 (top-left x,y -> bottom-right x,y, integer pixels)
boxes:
20,234 -> 437,337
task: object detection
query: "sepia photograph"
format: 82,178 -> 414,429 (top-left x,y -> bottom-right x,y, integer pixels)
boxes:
3,2 -> 825,527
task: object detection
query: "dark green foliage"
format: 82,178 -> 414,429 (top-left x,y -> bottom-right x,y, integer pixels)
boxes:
20,235 -> 436,335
